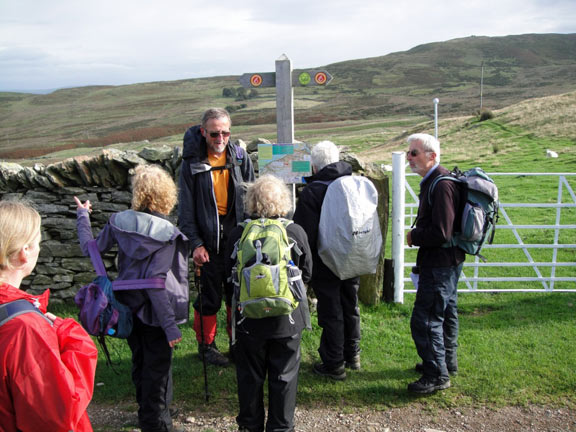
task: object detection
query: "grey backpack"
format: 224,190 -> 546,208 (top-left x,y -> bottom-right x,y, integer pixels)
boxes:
429,167 -> 499,261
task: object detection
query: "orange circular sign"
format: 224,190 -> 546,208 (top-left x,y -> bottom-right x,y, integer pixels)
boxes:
250,74 -> 263,87
314,72 -> 328,85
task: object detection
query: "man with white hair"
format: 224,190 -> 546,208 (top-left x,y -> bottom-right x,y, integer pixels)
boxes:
405,133 -> 464,394
293,140 -> 361,381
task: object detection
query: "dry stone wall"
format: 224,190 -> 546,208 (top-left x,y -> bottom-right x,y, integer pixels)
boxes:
0,143 -> 388,304
0,145 -> 182,303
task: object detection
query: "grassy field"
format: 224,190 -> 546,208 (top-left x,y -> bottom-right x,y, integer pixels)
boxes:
50,289 -> 576,419
18,90 -> 576,172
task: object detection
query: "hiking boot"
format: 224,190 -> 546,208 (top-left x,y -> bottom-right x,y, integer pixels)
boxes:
313,362 -> 347,380
407,376 -> 451,394
199,342 -> 230,367
345,354 -> 361,370
415,362 -> 458,376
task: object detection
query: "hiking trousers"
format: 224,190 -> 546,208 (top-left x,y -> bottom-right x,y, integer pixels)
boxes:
193,244 -> 234,343
127,316 -> 174,432
235,331 -> 302,432
312,276 -> 361,368
410,263 -> 462,380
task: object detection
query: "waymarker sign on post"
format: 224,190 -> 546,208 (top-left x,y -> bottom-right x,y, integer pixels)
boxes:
239,54 -> 333,146
239,70 -> 333,89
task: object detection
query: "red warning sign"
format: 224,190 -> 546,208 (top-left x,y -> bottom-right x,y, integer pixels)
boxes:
250,74 -> 263,87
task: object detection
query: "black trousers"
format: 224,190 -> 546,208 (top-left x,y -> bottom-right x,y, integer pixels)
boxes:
193,241 -> 234,316
235,331 -> 302,432
312,276 -> 361,368
127,316 -> 174,432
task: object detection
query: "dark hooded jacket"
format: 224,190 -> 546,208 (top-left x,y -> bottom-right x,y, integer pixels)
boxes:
76,208 -> 190,342
410,164 -> 466,268
293,160 -> 353,280
178,125 -> 255,254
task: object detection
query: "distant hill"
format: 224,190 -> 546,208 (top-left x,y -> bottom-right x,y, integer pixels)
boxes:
1,33 -> 575,158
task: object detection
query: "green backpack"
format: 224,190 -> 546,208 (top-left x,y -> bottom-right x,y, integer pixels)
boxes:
232,218 -> 303,319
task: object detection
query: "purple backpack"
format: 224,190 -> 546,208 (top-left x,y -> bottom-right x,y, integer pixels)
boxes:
75,274 -> 133,338
74,240 -> 165,365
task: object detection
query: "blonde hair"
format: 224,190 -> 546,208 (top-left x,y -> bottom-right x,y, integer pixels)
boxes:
131,165 -> 177,215
0,200 -> 41,271
244,175 -> 292,218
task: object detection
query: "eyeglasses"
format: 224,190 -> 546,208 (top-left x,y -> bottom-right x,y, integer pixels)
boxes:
406,149 -> 431,157
208,131 -> 231,138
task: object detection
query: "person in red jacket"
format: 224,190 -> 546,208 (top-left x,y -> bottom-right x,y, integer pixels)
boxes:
0,199 -> 98,432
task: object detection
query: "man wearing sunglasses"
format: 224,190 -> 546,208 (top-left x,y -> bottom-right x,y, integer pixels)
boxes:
405,133 -> 464,394
178,108 -> 255,366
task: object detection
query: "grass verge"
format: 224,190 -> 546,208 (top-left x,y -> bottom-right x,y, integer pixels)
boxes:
50,291 -> 576,416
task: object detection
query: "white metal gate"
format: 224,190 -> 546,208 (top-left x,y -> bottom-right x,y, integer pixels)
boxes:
390,152 -> 576,303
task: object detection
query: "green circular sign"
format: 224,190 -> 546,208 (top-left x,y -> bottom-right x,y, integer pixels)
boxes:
298,72 -> 311,86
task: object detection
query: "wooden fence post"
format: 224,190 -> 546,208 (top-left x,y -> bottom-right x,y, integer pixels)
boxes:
358,173 -> 389,305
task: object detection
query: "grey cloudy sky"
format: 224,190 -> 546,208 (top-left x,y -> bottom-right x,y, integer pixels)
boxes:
1,0 -> 575,92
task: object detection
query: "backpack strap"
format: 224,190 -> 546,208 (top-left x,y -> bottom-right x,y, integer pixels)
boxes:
86,240 -> 165,291
210,144 -> 245,172
0,299 -> 52,327
112,279 -> 165,290
426,175 -> 464,249
427,175 -> 462,206
87,239 -> 107,277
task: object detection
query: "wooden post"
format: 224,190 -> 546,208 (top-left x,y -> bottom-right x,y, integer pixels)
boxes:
358,173 -> 389,305
275,54 -> 294,144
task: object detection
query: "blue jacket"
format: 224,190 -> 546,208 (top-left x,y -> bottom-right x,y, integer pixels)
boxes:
178,125 -> 255,254
76,209 -> 190,342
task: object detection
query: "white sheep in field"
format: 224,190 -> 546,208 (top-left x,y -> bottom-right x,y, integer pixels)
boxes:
546,149 -> 559,158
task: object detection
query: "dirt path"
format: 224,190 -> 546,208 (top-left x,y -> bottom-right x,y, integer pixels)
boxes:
88,403 -> 576,431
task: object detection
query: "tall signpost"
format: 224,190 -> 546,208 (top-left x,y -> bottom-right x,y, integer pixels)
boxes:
239,54 -> 333,145
276,55 -> 294,144
240,56 -> 385,306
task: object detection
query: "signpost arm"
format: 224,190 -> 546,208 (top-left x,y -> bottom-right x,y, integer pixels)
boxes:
276,54 -> 294,144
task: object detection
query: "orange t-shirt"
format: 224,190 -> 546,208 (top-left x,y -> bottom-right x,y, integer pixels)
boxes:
208,151 -> 229,215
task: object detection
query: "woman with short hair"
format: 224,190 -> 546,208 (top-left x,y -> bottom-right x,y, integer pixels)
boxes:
226,174 -> 313,432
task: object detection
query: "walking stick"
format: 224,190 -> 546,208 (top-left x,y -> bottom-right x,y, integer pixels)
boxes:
195,266 -> 210,402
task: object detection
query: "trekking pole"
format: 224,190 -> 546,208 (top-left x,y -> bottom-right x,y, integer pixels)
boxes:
195,266 -> 210,402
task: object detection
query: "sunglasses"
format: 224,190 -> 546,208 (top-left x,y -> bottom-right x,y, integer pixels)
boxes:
207,131 -> 231,138
406,149 -> 431,157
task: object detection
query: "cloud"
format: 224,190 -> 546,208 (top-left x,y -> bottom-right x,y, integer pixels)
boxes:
0,0 -> 574,90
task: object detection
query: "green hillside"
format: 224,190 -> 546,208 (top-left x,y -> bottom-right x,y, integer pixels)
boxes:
1,33 -> 575,160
